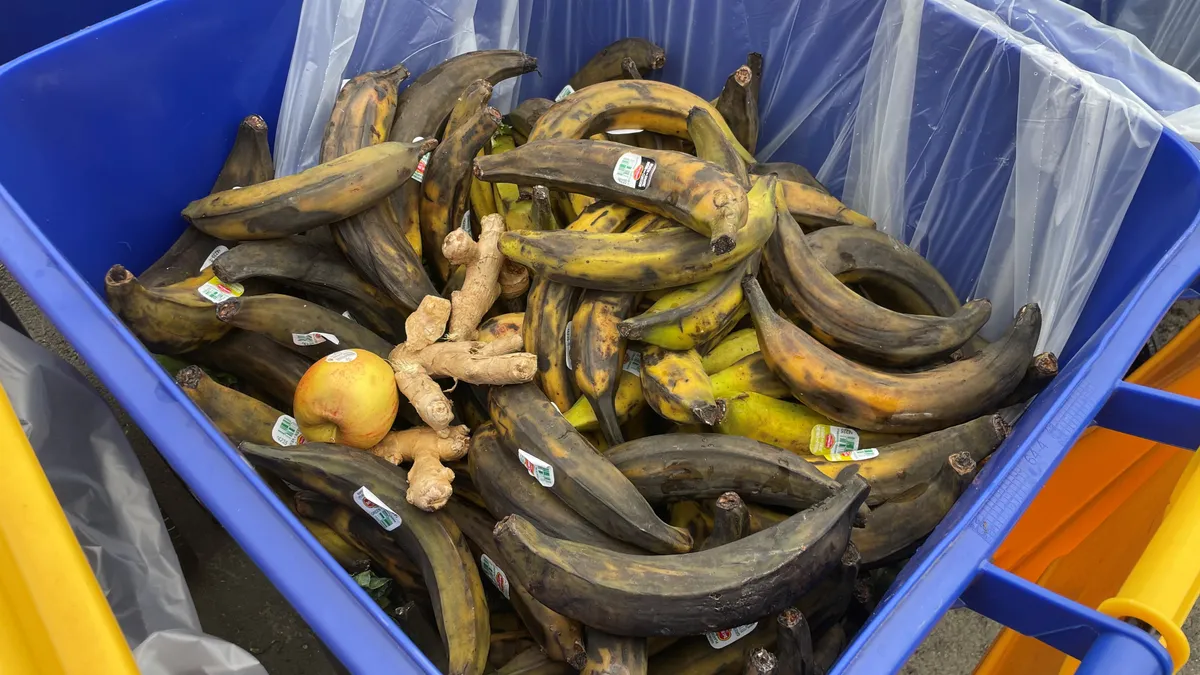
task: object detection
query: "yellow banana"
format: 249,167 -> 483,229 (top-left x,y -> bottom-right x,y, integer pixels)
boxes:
700,327 -> 760,373
640,345 -> 726,426
709,352 -> 791,399
562,371 -> 645,433
618,256 -> 753,350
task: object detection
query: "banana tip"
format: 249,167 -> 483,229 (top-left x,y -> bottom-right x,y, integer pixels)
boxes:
694,399 -> 727,426
241,115 -> 268,132
1033,351 -> 1058,376
214,297 -> 242,322
105,264 -> 132,287
949,451 -> 977,476
710,234 -> 736,256
176,365 -> 204,389
734,65 -> 753,88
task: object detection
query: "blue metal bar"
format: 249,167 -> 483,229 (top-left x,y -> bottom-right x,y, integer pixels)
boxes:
1094,381 -> 1200,450
959,563 -> 1171,675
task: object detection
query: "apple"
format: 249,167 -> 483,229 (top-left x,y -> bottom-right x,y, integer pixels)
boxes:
293,348 -> 398,449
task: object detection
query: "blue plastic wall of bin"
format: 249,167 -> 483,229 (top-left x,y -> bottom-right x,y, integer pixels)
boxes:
2,1 -> 150,65
0,0 -> 1199,673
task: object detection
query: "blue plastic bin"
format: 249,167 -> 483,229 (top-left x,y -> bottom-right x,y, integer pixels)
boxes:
1,0 -> 152,65
2,0 -> 1200,673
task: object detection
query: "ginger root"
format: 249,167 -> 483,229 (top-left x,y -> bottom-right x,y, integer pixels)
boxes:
370,425 -> 470,511
443,213 -> 508,341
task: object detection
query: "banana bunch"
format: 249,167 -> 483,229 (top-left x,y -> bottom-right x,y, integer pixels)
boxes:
102,39 -> 1063,674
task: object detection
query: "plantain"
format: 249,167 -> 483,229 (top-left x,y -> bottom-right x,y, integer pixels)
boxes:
292,492 -> 427,600
507,98 -> 554,143
688,106 -> 751,188
701,492 -> 751,551
531,80 -> 754,162
469,157 -> 499,225
710,352 -> 791,400
496,646 -> 574,675
562,371 -> 644,434
188,329 -> 312,411
210,239 -> 406,339
106,266 -> 233,354
139,228 -> 230,290
571,287 -> 639,446
295,515 -> 371,575
478,313 -> 524,344
750,161 -> 828,194
489,131 -> 523,218
745,276 -> 1038,433
493,473 -> 869,636
775,608 -> 816,675
808,413 -> 1009,506
580,629 -> 648,675
499,174 -> 776,292
640,345 -> 726,426
444,499 -> 587,668
606,433 -> 846,512
746,52 -> 764,104
806,225 -> 960,317
701,327 -> 760,373
567,38 -> 666,90
240,441 -> 490,675
1000,352 -> 1059,407
476,139 -> 748,254
175,366 -> 290,445
488,384 -> 692,554
757,176 -> 876,230
852,452 -> 977,566
530,186 -> 561,230
618,256 -> 753,350
649,625 -> 776,675
467,424 -> 641,553
712,64 -> 759,155
715,392 -> 902,455
182,141 -> 431,241
321,65 -> 439,310
215,294 -> 392,359
522,202 -> 636,411
422,106 -> 502,282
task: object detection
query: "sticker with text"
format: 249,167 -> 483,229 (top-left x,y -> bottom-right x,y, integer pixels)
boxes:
461,209 -> 473,237
342,310 -> 356,323
555,84 -> 575,102
563,321 -> 574,370
196,277 -> 244,304
809,424 -> 860,459
479,554 -> 510,599
325,349 -> 358,363
825,447 -> 880,462
271,415 -> 306,447
518,449 -> 555,488
706,623 -> 758,649
292,331 -> 340,347
622,350 -> 642,376
353,486 -> 402,531
612,152 -> 656,190
200,245 -> 229,271
411,136 -> 431,182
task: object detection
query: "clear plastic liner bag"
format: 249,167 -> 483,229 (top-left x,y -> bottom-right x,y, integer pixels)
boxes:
1069,0 -> 1200,82
0,320 -> 265,675
275,0 -> 1165,355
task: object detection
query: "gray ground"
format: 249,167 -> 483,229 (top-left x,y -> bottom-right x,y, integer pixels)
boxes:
3,265 -> 1197,675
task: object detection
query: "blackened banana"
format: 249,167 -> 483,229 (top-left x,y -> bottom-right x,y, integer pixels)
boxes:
215,294 -> 393,359
188,329 -> 312,411
508,98 -> 554,144
640,345 -> 726,426
106,266 -> 232,354
567,38 -> 665,90
713,64 -> 759,155
701,492 -> 750,551
572,288 -> 639,446
176,365 -> 288,445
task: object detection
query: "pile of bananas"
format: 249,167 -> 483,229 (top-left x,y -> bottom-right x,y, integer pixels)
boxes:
105,37 -> 1056,675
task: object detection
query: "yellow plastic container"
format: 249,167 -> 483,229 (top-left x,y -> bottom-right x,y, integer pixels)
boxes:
977,315 -> 1200,674
0,381 -> 138,674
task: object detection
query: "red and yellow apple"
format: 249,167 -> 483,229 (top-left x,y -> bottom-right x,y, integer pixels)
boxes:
293,348 -> 398,448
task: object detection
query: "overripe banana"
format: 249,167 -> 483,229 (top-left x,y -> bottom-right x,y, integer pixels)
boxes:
530,80 -> 754,163
476,139 -> 748,254
321,65 -> 439,311
746,52 -> 764,104
750,161 -> 828,194
1000,352 -> 1059,407
182,141 -> 434,241
571,287 -> 639,445
530,186 -> 560,230
764,213 -> 991,367
759,176 -> 875,230
640,345 -> 726,426
776,608 -> 816,675
499,174 -> 777,292
744,276 -> 1038,433
504,200 -> 537,231
294,514 -> 372,575
712,64 -> 759,155
715,391 -> 902,453
176,365 -> 289,445
709,352 -> 791,400
701,327 -> 760,373
687,106 -> 751,188
851,453 -> 977,566
805,225 -> 961,318
239,441 -> 490,675
605,433 -> 845,511
699,492 -> 750,551
188,329 -> 313,411
493,473 -> 869,636
496,646 -> 574,675
808,412 -> 1009,505
444,499 -> 587,668
580,628 -> 648,675
215,294 -> 393,359
478,313 -> 524,344
106,266 -> 233,354
210,239 -> 407,340
566,38 -> 666,90
561,371 -> 644,433
489,131 -> 523,218
488,384 -> 692,554
508,98 -> 554,143
649,625 -> 776,675
466,424 -> 641,553
522,202 -> 635,410
618,256 -> 753,350
422,106 -> 502,281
